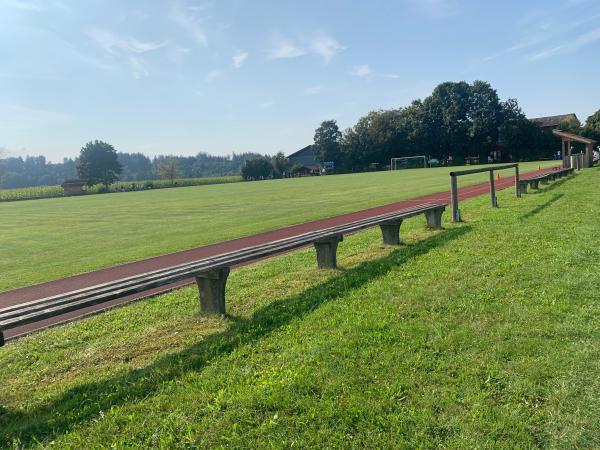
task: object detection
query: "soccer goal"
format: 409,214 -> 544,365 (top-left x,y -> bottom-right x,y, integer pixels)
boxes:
390,156 -> 428,170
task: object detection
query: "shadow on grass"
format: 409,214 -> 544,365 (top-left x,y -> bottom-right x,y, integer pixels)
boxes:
0,226 -> 471,446
520,194 -> 564,220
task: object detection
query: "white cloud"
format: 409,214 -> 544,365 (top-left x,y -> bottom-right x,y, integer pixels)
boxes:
266,33 -> 346,63
528,27 -> 600,60
507,36 -> 546,53
204,69 -> 222,82
232,50 -> 248,68
88,29 -> 167,56
352,64 -> 371,77
170,0 -> 209,47
528,46 -> 561,61
349,65 -> 400,79
310,34 -> 346,64
305,85 -> 323,95
478,4 -> 600,67
266,35 -> 306,59
88,29 -> 166,78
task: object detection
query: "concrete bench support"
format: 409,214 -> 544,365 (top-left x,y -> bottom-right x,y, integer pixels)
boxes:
518,181 -> 528,195
195,267 -> 230,315
314,235 -> 343,269
425,207 -> 445,229
380,220 -> 403,245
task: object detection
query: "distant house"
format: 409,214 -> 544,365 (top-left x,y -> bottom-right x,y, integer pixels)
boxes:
530,113 -> 579,132
287,145 -> 321,175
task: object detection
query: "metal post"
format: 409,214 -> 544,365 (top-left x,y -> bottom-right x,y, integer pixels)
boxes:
451,174 -> 460,222
515,166 -> 521,198
489,169 -> 497,207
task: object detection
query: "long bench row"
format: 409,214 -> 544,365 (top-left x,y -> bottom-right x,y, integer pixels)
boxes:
518,167 -> 575,195
0,202 -> 447,346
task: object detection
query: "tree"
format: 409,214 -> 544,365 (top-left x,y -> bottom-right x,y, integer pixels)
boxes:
422,81 -> 472,162
467,80 -> 502,160
499,98 -> 553,161
76,140 -> 122,187
118,152 -> 153,181
241,157 -> 273,180
558,116 -> 582,135
340,109 -> 409,170
313,120 -> 342,166
271,152 -> 291,178
157,158 -> 180,185
583,109 -> 600,143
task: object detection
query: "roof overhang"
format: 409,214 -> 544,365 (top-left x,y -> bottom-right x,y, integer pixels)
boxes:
552,130 -> 597,145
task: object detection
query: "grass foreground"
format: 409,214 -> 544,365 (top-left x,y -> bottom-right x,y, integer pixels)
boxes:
0,161 -> 554,291
1,166 -> 599,448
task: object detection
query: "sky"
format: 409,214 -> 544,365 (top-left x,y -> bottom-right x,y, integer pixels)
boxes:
1,0 -> 600,162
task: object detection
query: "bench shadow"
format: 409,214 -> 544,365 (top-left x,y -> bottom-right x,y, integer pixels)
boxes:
0,226 -> 471,446
520,194 -> 564,220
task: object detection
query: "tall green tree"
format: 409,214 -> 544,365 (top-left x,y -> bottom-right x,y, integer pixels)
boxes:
499,99 -> 553,161
583,110 -> 600,142
340,109 -> 409,170
271,152 -> 291,178
76,140 -> 122,187
241,157 -> 273,180
421,81 -> 472,162
467,80 -> 502,160
313,120 -> 342,165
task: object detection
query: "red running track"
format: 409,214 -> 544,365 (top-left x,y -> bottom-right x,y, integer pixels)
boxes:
0,168 -> 553,341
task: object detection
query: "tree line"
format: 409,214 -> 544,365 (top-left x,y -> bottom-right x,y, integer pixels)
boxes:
310,81 -> 599,171
0,148 -> 265,189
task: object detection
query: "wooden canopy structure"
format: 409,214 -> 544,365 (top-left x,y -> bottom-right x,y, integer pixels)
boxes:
552,130 -> 597,169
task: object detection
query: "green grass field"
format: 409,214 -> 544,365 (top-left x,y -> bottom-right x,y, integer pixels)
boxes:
0,161 -> 554,291
1,166 -> 598,448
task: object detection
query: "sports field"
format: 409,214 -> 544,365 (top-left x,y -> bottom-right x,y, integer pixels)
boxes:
0,161 -> 553,291
0,167 -> 598,448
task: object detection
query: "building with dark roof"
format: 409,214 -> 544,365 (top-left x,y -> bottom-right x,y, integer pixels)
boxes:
287,145 -> 321,175
530,113 -> 579,131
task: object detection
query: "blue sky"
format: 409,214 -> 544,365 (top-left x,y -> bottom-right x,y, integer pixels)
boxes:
1,0 -> 600,161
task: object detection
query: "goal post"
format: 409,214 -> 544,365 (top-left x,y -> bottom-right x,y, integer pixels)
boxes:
390,156 -> 428,170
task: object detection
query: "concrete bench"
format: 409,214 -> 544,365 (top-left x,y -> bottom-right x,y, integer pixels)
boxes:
519,168 -> 574,194
0,203 -> 446,346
